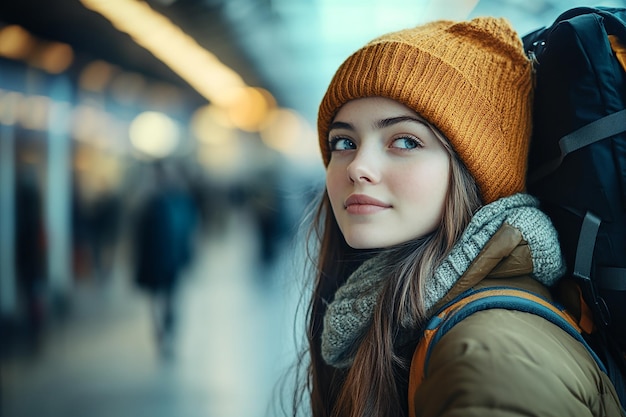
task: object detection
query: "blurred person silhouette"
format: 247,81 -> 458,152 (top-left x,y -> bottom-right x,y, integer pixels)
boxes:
14,164 -> 46,346
132,159 -> 198,358
251,170 -> 289,268
71,175 -> 92,281
244,146 -> 294,285
87,186 -> 122,281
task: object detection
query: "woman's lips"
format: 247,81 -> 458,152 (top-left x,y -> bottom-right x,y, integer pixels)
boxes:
344,194 -> 391,214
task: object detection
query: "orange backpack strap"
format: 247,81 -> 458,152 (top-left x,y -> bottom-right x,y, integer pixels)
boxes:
574,282 -> 596,335
609,34 -> 626,71
407,286 -> 606,417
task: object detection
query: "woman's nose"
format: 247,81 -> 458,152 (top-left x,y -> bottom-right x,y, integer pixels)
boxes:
347,150 -> 380,184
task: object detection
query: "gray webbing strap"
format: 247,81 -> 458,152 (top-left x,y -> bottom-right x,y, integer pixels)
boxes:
573,211 -> 601,282
529,109 -> 626,183
573,212 -> 612,327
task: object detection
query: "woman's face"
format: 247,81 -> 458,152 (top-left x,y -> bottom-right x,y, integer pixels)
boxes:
326,97 -> 451,249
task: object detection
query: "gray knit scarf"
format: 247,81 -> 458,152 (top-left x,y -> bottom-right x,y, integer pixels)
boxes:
321,193 -> 565,368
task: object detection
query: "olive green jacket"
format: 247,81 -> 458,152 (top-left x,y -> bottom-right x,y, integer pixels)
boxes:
409,223 -> 625,417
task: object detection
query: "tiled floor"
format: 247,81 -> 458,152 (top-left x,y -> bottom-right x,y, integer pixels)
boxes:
2,209 -> 306,417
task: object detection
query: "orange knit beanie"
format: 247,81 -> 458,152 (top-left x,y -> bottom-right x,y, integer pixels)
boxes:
317,17 -> 533,204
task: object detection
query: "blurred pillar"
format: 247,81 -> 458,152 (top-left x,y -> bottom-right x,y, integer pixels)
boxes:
45,77 -> 73,298
0,105 -> 17,316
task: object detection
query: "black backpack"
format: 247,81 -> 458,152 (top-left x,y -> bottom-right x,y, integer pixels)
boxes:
522,6 -> 626,403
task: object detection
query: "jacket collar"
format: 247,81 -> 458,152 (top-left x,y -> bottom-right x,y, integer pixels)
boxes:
433,222 -> 533,311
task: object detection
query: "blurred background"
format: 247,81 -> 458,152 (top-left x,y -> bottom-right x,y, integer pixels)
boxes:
0,0 -> 624,416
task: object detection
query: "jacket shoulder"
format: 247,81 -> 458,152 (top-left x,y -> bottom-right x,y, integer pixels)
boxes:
410,308 -> 624,417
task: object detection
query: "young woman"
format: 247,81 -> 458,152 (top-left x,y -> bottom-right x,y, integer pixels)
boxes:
301,16 -> 624,417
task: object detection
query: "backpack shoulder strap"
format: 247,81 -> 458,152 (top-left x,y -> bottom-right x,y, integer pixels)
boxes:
408,286 -> 607,417
528,109 -> 626,183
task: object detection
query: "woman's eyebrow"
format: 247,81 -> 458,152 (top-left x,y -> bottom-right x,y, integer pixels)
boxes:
329,116 -> 426,132
376,116 -> 426,129
328,121 -> 354,131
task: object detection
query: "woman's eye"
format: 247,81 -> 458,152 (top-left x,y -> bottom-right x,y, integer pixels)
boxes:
329,137 -> 356,151
391,137 -> 421,149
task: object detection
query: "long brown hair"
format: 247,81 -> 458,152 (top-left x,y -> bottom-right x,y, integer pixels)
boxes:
303,130 -> 482,417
